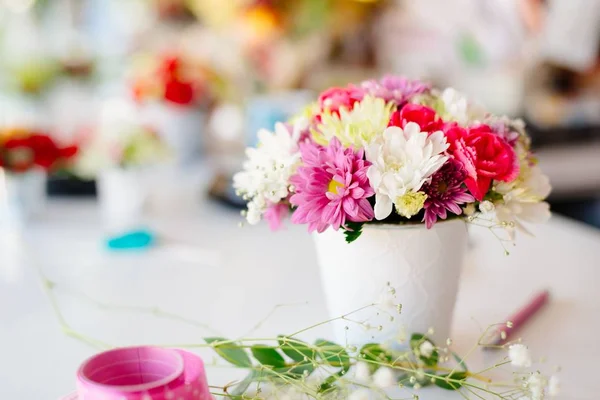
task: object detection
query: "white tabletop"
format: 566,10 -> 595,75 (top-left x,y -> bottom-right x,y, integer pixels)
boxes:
1,196 -> 599,399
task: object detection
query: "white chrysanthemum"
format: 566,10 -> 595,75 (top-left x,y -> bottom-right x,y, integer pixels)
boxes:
527,372 -> 547,400
419,340 -> 435,358
495,163 -> 551,235
354,361 -> 372,383
366,123 -> 449,220
314,95 -> 394,147
548,375 -> 560,397
438,88 -> 486,125
233,122 -> 302,224
372,366 -> 395,388
508,344 -> 532,368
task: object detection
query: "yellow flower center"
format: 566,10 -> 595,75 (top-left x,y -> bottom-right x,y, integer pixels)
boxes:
395,192 -> 427,218
328,179 -> 344,195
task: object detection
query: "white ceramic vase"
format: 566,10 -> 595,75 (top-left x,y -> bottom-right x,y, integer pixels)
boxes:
0,168 -> 47,226
314,219 -> 468,347
97,168 -> 147,235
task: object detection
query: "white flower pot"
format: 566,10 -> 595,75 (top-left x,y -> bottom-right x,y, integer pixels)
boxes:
314,219 -> 467,347
97,168 -> 147,235
142,103 -> 205,165
0,168 -> 46,226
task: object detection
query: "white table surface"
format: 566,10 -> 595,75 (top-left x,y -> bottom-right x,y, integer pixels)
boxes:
1,196 -> 599,399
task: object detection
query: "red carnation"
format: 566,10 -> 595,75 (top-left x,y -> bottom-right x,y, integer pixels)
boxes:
445,123 -> 519,200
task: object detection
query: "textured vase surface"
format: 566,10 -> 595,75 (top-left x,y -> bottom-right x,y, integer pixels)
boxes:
314,219 -> 468,346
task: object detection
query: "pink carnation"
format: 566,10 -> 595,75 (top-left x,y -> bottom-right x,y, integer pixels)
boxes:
290,137 -> 374,233
445,123 -> 519,201
317,86 -> 365,117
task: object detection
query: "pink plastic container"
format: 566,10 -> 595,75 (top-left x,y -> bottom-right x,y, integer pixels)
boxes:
63,346 -> 211,400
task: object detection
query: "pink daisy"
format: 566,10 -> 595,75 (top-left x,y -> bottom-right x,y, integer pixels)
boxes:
290,137 -> 375,233
421,158 -> 474,228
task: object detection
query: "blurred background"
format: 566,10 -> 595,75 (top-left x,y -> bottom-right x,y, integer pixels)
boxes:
0,0 -> 599,231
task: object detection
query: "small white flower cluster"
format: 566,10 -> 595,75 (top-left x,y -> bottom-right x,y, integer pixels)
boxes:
508,344 -> 560,398
233,122 -> 304,224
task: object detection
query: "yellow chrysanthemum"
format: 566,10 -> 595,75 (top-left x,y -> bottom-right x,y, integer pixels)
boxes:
312,96 -> 395,148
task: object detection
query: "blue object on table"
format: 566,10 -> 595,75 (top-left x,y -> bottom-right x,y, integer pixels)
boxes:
106,230 -> 156,251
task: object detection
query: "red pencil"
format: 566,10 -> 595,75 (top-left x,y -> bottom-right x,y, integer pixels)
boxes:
483,290 -> 550,347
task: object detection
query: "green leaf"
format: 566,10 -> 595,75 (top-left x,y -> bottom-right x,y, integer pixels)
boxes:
250,345 -> 286,368
359,343 -> 392,372
314,339 -> 351,368
275,361 -> 315,379
205,337 -> 252,368
452,351 -> 468,372
433,371 -> 468,390
317,366 -> 349,394
410,333 -> 439,367
278,336 -> 315,362
343,221 -> 364,244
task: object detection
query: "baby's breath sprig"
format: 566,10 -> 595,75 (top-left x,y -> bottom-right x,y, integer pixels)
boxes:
38,267 -> 559,399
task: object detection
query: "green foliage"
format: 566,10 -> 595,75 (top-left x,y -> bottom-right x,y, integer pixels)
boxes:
433,371 -> 468,390
250,345 -> 286,368
343,221 -> 364,244
314,339 -> 351,368
359,343 -> 392,372
410,333 -> 439,367
205,337 -> 252,368
278,336 -> 315,362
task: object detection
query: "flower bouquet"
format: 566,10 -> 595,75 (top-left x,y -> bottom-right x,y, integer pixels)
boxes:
0,128 -> 77,224
234,76 -> 551,345
132,53 -> 211,164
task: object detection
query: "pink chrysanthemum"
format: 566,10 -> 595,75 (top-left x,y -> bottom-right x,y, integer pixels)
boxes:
421,158 -> 474,228
361,75 -> 430,106
290,137 -> 375,233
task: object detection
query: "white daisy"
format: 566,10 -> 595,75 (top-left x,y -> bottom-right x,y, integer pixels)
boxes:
366,123 -> 449,220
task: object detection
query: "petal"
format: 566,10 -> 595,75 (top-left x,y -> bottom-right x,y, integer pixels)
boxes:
374,194 -> 393,220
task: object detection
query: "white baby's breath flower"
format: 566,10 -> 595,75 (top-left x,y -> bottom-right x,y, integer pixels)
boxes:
233,122 -> 302,225
314,95 -> 394,147
527,372 -> 547,400
479,200 -> 495,214
548,375 -> 560,397
366,123 -> 448,220
508,344 -> 532,368
373,367 -> 395,388
349,388 -> 372,400
354,361 -> 372,383
495,164 -> 551,235
419,340 -> 435,358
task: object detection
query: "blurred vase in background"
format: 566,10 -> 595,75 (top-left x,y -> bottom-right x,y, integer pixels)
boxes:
97,167 -> 148,236
0,168 -> 47,227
